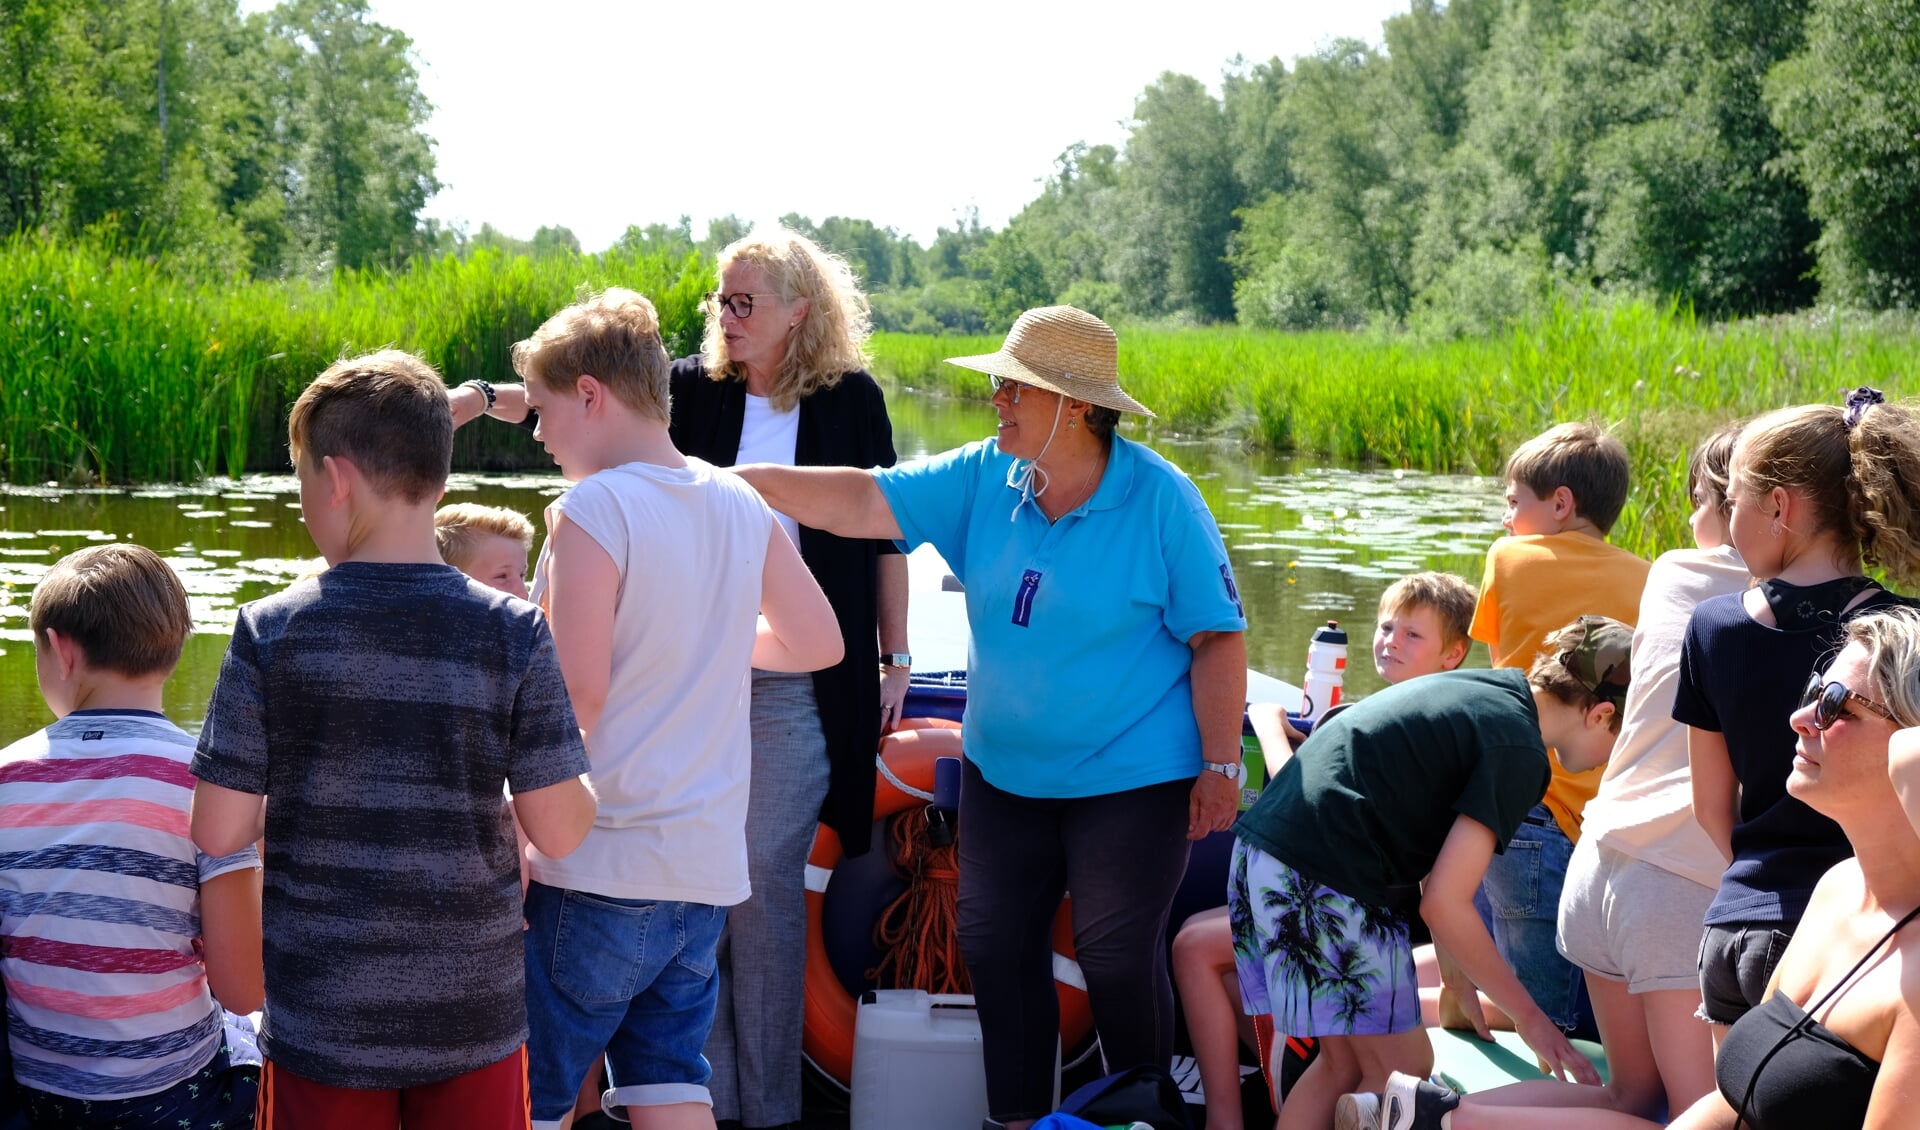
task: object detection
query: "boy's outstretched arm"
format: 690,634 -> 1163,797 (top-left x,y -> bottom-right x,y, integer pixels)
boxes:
191,781 -> 265,859
1421,813 -> 1601,1085
512,776 -> 597,859
752,524 -> 845,673
199,864 -> 264,1014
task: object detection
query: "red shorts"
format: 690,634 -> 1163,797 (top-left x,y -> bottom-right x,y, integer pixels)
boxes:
257,1046 -> 531,1130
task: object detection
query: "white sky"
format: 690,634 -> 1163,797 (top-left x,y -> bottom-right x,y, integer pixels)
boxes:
249,0 -> 1410,251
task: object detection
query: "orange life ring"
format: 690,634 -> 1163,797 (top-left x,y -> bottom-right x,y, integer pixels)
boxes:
801,718 -> 1096,1086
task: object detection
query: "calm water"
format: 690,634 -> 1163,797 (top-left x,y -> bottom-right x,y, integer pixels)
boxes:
0,392 -> 1503,744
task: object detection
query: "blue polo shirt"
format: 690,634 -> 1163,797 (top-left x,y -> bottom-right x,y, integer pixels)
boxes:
874,435 -> 1246,799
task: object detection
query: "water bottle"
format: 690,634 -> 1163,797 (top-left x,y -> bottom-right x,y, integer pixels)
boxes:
1299,620 -> 1348,725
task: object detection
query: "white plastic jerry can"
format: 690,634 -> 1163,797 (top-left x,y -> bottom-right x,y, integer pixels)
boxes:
1299,620 -> 1348,725
849,990 -> 990,1130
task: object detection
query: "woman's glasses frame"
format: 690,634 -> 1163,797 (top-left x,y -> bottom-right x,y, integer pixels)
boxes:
1801,673 -> 1897,731
703,291 -> 777,319
988,375 -> 1031,404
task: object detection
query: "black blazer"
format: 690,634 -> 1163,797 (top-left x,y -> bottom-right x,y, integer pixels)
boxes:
667,355 -> 900,856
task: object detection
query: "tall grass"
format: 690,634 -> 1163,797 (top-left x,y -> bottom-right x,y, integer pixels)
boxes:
0,235 -> 713,482
869,301 -> 1920,556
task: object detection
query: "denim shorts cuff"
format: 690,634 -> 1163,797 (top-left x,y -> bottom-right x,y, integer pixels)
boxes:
603,1082 -> 714,1116
534,1120 -> 568,1130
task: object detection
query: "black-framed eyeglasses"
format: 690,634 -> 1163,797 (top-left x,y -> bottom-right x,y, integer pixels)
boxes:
1800,672 -> 1897,731
703,292 -> 776,319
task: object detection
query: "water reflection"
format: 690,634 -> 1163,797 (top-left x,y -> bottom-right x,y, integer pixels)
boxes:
0,396 -> 1507,744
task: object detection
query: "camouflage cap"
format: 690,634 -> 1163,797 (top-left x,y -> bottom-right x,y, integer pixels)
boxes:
1559,614 -> 1633,710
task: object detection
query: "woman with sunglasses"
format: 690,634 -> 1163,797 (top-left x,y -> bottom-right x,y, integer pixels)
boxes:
451,227 -> 903,1130
1674,391 -> 1920,1051
1378,608 -> 1920,1130
734,306 -> 1249,1130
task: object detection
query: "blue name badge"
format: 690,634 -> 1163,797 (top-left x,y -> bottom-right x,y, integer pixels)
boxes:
1012,569 -> 1042,627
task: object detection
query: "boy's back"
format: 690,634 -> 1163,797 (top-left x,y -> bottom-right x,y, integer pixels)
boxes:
191,564 -> 586,1089
1472,531 -> 1649,834
1,710 -> 257,1099
528,458 -> 773,906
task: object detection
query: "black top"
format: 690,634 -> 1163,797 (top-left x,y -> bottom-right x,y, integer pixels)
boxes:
1233,668 -> 1550,916
667,356 -> 901,855
1716,991 -> 1878,1130
1673,585 -> 1907,925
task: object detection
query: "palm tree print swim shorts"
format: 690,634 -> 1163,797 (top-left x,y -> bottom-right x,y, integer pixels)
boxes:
1227,840 -> 1420,1036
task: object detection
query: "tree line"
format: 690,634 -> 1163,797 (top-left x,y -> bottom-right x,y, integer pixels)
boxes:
6,0 -> 1916,335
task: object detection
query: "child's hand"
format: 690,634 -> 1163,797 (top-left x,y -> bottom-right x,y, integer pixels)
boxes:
1434,948 -> 1492,1042
1515,1009 -> 1601,1085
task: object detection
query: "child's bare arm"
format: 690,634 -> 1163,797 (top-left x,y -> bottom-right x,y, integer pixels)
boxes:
199,864 -> 263,1014
191,781 -> 266,858
512,776 -> 597,859
1247,703 -> 1295,778
543,514 -> 619,738
1688,726 -> 1739,864
751,524 -> 845,673
1422,813 -> 1600,1085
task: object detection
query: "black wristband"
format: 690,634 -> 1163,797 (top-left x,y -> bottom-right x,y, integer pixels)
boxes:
461,379 -> 496,413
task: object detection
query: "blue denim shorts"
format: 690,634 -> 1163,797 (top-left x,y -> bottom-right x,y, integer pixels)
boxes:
523,882 -> 729,1128
1477,802 -> 1586,1030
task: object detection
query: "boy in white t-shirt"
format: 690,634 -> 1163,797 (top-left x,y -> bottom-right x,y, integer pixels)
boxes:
514,288 -> 843,1130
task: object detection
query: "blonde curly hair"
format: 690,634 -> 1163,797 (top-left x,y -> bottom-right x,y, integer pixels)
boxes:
699,227 -> 871,411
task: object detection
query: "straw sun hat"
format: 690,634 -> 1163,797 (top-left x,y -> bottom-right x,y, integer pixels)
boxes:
945,306 -> 1155,418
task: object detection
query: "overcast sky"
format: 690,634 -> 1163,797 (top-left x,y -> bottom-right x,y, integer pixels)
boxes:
249,0 -> 1411,250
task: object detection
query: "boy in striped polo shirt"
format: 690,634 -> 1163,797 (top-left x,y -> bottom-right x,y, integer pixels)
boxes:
0,543 -> 263,1128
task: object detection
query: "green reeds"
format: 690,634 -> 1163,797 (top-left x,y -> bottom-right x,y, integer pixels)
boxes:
868,300 -> 1920,557
0,235 -> 713,482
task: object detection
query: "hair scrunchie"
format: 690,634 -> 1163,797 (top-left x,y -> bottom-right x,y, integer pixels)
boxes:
1844,385 -> 1885,428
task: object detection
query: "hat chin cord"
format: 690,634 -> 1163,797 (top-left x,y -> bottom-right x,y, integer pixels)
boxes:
1005,396 -> 1067,521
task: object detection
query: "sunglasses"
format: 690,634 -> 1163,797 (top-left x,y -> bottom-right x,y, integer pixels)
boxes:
702,292 -> 777,319
1800,672 -> 1897,731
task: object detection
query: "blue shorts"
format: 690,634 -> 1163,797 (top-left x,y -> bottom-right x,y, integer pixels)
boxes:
522,882 -> 728,1128
1478,803 -> 1586,1030
1228,840 -> 1420,1036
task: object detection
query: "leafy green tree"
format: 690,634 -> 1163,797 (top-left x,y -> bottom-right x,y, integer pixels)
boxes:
1110,72 -> 1239,321
1767,0 -> 1920,306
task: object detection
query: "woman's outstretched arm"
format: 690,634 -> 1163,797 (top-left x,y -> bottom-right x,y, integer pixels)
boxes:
734,464 -> 903,541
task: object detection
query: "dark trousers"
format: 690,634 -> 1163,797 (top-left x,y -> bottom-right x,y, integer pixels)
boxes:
956,758 -> 1192,1121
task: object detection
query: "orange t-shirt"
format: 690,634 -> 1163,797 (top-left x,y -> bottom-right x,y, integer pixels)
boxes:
1470,531 -> 1652,843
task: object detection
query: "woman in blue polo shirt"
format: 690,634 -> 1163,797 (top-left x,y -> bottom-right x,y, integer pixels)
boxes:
737,305 -> 1248,1130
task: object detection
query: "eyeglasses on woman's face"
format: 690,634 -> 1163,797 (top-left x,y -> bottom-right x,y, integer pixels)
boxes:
989,375 -> 1032,404
703,291 -> 776,319
1800,672 -> 1897,732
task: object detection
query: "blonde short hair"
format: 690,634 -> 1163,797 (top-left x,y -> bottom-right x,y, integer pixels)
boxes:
31,543 -> 191,678
700,228 -> 872,411
288,350 -> 452,503
1505,421 -> 1631,534
1841,607 -> 1920,729
513,288 -> 672,423
1378,571 -> 1477,651
435,503 -> 535,570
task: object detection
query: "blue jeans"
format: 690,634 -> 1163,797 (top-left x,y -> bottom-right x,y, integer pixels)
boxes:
522,882 -> 728,1128
1477,803 -> 1586,1030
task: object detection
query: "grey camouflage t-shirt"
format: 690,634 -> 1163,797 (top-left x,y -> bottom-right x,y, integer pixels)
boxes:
192,562 -> 588,1089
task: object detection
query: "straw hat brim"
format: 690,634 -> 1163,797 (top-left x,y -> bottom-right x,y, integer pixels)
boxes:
945,351 -> 1155,418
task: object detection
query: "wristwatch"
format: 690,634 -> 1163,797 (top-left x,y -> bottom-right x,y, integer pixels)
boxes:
881,653 -> 912,669
1201,759 -> 1244,784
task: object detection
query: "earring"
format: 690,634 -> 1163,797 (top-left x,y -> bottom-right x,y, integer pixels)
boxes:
1068,417 -> 1078,430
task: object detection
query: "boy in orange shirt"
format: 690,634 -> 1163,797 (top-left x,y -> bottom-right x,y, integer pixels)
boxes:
1448,421 -> 1651,1038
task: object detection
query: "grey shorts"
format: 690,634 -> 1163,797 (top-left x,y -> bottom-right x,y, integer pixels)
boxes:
1556,837 -> 1715,994
1695,922 -> 1793,1024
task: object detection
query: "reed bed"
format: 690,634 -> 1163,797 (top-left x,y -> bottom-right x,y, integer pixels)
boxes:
869,302 -> 1920,555
0,236 -> 712,482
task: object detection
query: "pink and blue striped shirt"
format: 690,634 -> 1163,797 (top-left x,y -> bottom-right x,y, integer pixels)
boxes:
1,709 -> 258,1101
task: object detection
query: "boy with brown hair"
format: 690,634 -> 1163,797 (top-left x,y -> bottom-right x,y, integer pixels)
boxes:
190,350 -> 597,1128
435,501 -> 535,599
1458,421 -> 1651,1038
1,543 -> 262,1129
511,288 -> 842,1130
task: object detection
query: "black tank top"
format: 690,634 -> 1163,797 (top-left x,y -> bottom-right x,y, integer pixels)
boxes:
1715,903 -> 1920,1130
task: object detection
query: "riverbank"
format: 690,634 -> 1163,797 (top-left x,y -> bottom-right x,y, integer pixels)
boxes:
871,302 -> 1920,554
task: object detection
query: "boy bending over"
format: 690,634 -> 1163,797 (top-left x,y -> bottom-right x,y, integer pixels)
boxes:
2,544 -> 262,1129
191,351 -> 596,1128
1231,616 -> 1633,1130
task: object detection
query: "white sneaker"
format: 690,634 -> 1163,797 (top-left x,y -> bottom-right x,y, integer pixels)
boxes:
1381,1070 -> 1462,1130
1334,1090 -> 1381,1130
